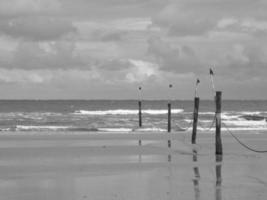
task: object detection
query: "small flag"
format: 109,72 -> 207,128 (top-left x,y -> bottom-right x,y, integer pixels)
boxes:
169,84 -> 173,88
139,86 -> 142,90
196,79 -> 200,84
209,68 -> 214,75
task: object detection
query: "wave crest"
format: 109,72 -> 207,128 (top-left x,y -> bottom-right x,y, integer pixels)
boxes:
74,109 -> 184,115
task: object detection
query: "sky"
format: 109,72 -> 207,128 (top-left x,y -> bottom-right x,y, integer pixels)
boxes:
0,0 -> 267,100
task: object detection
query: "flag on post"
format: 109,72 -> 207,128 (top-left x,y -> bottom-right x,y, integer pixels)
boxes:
195,78 -> 200,97
138,86 -> 142,100
209,68 -> 215,94
209,68 -> 214,76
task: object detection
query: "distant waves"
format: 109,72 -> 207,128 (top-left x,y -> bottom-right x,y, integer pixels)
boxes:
74,109 -> 184,115
0,109 -> 266,133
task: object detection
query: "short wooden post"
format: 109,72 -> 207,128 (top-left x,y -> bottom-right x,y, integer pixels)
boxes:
168,102 -> 171,148
191,97 -> 199,144
138,101 -> 142,127
215,91 -> 223,155
138,100 -> 142,146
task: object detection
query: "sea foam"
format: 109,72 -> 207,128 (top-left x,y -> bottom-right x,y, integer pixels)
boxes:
74,109 -> 184,115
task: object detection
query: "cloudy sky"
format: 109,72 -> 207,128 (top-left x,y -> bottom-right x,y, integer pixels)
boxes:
0,0 -> 267,99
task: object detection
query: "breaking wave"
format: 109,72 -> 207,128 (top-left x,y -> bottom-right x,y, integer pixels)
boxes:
74,109 -> 184,115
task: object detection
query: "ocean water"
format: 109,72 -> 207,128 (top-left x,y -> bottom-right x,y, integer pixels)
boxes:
0,100 -> 266,133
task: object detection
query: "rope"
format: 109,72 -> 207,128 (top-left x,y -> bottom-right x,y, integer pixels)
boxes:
175,119 -> 193,131
198,115 -> 216,131
222,122 -> 267,153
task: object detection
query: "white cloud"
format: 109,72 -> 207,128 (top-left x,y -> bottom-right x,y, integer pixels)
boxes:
126,59 -> 159,82
217,18 -> 238,28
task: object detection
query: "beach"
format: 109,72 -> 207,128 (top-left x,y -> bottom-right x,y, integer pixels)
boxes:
0,131 -> 267,200
1,0 -> 267,199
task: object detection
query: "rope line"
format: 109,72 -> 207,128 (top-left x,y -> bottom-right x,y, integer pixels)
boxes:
198,115 -> 216,131
175,119 -> 193,131
175,113 -> 216,132
222,122 -> 267,153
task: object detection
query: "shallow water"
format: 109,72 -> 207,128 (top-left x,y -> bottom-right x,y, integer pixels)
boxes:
0,133 -> 267,200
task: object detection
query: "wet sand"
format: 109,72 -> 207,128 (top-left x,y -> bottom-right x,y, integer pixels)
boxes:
0,131 -> 267,200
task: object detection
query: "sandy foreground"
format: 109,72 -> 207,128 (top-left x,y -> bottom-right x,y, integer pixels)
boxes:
0,131 -> 267,200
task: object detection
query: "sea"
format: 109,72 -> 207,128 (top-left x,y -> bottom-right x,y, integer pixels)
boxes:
0,100 -> 266,134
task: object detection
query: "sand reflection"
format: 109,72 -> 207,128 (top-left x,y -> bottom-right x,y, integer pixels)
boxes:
192,150 -> 200,200
215,155 -> 223,200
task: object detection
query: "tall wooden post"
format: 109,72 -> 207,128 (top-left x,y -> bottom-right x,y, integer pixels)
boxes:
168,102 -> 171,148
215,91 -> 222,155
191,97 -> 200,144
167,84 -> 172,162
138,100 -> 142,146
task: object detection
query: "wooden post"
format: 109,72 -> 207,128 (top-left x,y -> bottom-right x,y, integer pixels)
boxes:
167,84 -> 172,161
138,101 -> 142,127
138,100 -> 142,146
215,91 -> 223,155
138,86 -> 142,146
191,97 -> 200,144
168,102 -> 171,148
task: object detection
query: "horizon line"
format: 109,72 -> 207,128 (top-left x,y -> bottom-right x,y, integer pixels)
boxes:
0,98 -> 266,101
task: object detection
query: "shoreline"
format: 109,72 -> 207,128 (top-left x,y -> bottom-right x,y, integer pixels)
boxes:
0,131 -> 267,199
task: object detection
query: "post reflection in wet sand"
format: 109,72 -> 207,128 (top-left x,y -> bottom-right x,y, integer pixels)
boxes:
192,150 -> 200,200
215,155 -> 223,200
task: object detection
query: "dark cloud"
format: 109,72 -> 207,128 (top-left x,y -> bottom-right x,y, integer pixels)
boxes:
0,17 -> 76,41
6,41 -> 87,70
153,0 -> 267,37
62,0 -> 164,19
147,36 -> 201,73
98,59 -> 132,71
90,29 -> 126,42
147,36 -> 179,59
169,20 -> 215,36
0,0 -> 61,18
181,46 -> 196,57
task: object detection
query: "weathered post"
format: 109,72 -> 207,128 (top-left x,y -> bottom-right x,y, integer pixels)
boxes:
215,91 -> 222,155
167,84 -> 172,148
138,87 -> 142,146
138,101 -> 142,128
167,84 -> 172,162
168,103 -> 171,133
191,97 -> 200,144
168,102 -> 171,148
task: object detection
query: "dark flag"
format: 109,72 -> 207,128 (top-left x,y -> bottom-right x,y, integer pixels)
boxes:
169,84 -> 173,88
196,79 -> 200,84
209,68 -> 214,75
